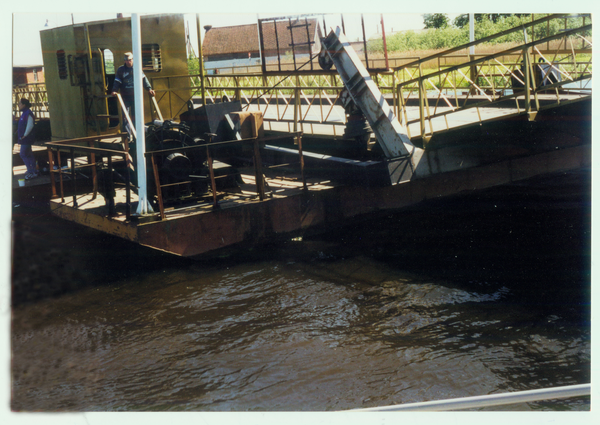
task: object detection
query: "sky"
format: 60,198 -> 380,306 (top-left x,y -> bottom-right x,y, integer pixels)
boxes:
10,0 -> 583,66
11,12 -> 451,66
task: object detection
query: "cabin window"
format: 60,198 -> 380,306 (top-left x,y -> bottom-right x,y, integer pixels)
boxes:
56,50 -> 68,79
142,44 -> 162,72
68,55 -> 87,86
103,49 -> 115,74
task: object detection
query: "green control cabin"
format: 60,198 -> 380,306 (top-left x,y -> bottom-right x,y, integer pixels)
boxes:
40,14 -> 190,140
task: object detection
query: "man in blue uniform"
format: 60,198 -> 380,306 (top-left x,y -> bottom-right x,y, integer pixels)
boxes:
110,52 -> 156,135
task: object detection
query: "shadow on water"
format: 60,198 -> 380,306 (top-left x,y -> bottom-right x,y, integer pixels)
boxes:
13,169 -> 590,309
11,201 -> 194,305
304,169 -> 591,315
10,169 -> 591,411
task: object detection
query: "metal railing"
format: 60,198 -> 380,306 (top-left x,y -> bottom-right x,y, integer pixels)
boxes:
44,133 -> 132,219
146,16 -> 591,145
45,129 -> 307,221
145,131 -> 306,220
12,83 -> 49,119
12,15 -> 592,147
394,18 -> 592,144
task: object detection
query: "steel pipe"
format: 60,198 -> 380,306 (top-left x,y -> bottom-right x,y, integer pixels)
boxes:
351,383 -> 591,411
132,13 -> 152,215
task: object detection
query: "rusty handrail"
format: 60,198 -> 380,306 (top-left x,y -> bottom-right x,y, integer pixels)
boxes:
394,21 -> 592,143
144,131 -> 304,220
397,25 -> 592,88
45,133 -> 132,219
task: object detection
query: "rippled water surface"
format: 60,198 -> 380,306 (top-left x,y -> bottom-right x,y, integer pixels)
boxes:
11,170 -> 591,411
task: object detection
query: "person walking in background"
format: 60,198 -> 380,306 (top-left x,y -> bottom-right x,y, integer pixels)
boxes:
110,52 -> 155,136
17,98 -> 37,179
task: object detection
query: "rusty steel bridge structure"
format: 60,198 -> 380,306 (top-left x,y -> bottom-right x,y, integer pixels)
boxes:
12,13 -> 592,258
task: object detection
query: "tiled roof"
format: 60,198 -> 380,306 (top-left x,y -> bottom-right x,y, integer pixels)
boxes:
203,18 -> 320,56
203,23 -> 258,56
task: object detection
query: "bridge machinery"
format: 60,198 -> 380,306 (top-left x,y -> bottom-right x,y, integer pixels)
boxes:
319,27 -> 426,184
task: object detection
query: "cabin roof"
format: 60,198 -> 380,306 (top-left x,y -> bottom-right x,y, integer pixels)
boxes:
203,18 -> 320,56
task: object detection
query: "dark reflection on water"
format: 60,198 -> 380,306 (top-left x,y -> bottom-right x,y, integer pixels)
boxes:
11,170 -> 590,411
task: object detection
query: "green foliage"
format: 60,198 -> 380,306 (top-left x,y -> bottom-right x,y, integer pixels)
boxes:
368,14 -> 592,55
423,13 -> 449,29
188,56 -> 201,75
453,14 -> 469,28
105,60 -> 115,75
368,27 -> 468,53
454,13 -> 532,28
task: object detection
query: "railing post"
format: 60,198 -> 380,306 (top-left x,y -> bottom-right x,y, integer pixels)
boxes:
107,155 -> 115,217
205,133 -> 219,209
57,150 -> 65,202
124,152 -> 131,220
398,85 -> 410,138
196,14 -> 207,106
88,139 -> 97,200
234,75 -> 241,102
253,138 -> 266,200
297,132 -> 307,192
418,64 -> 426,142
523,44 -> 539,118
469,54 -> 477,95
294,77 -> 300,141
70,147 -> 77,208
150,153 -> 165,220
47,147 -> 57,199
392,71 -> 398,118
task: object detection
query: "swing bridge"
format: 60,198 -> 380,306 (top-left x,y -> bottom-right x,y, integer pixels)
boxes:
12,13 -> 591,258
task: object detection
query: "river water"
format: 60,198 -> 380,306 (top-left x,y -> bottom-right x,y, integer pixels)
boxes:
10,169 -> 591,412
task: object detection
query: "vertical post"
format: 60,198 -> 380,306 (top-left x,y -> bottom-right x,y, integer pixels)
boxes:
273,20 -> 281,72
399,85 -> 410,138
124,152 -> 131,220
234,75 -> 241,102
469,13 -> 475,55
70,148 -> 77,208
380,14 -> 389,70
304,17 -> 313,71
547,17 -> 550,51
361,15 -> 369,68
107,155 -> 115,217
469,14 -> 476,95
289,18 -> 297,70
150,154 -> 165,220
131,13 -> 153,216
258,19 -> 267,74
57,150 -> 65,202
253,138 -> 265,200
418,64 -> 426,141
523,46 -> 531,113
47,147 -> 57,199
392,72 -> 398,117
293,79 -> 300,140
297,133 -> 306,191
196,14 -> 206,106
205,134 -> 219,209
167,77 -> 173,119
89,139 -> 97,199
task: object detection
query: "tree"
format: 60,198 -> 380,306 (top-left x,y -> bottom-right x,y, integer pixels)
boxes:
453,14 -> 469,28
423,13 -> 449,29
453,13 -> 532,28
